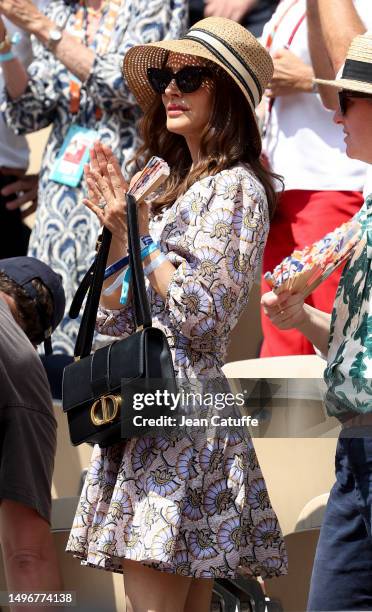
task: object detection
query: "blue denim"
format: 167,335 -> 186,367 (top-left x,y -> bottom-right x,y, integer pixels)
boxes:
307,431 -> 372,611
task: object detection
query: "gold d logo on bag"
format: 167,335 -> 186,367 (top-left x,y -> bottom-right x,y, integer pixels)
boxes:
90,394 -> 121,426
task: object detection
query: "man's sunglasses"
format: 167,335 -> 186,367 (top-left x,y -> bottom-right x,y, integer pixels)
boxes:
338,90 -> 372,115
147,66 -> 212,95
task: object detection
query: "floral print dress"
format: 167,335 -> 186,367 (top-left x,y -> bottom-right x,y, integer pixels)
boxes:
66,165 -> 288,579
1,0 -> 187,354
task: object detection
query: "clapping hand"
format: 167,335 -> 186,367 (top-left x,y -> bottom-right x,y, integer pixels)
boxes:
83,142 -> 151,245
83,142 -> 129,243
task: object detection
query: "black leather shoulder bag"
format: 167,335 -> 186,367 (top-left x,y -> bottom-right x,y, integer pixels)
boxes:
62,193 -> 177,447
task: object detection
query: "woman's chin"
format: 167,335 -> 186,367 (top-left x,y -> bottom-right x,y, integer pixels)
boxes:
166,117 -> 190,135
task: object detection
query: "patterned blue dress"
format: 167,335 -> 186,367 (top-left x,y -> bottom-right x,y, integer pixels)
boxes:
1,0 -> 187,354
66,165 -> 288,579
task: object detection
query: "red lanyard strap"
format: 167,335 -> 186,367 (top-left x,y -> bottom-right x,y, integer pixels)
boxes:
265,0 -> 300,51
285,12 -> 306,49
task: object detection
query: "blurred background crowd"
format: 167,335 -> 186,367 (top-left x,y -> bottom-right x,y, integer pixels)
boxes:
0,0 -> 370,364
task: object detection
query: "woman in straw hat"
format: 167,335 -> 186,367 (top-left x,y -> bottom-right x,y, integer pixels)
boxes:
263,32 -> 372,611
66,17 -> 287,610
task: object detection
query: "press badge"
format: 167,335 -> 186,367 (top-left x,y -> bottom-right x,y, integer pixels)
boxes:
49,125 -> 98,187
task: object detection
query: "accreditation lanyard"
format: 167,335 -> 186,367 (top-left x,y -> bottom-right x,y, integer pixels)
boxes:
265,0 -> 301,53
264,2 -> 306,130
68,0 -> 122,117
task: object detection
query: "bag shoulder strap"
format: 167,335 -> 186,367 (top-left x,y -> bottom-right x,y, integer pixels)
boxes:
127,193 -> 152,330
71,193 -> 152,359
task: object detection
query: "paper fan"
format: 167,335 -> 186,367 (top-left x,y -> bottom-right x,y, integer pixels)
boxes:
264,218 -> 362,297
128,156 -> 170,201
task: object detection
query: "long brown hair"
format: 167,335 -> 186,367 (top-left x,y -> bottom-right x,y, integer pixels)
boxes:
133,62 -> 281,217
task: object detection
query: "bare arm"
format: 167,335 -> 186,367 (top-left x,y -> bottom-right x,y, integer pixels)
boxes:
306,0 -> 339,110
32,18 -> 95,83
297,304 -> 332,357
261,290 -> 331,357
1,56 -> 28,98
0,16 -> 29,97
316,0 -> 366,73
204,0 -> 258,22
0,0 -> 95,99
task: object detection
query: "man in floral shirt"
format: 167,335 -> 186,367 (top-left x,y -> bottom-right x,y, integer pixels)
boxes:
262,33 -> 372,611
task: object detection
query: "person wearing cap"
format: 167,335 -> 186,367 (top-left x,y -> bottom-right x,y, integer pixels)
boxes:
66,17 -> 287,611
0,256 -> 65,597
262,33 -> 372,611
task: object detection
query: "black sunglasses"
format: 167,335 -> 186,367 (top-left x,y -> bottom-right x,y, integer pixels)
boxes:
338,90 -> 372,115
147,66 -> 212,95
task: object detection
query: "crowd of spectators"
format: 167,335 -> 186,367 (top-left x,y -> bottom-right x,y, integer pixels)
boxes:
0,0 -> 371,610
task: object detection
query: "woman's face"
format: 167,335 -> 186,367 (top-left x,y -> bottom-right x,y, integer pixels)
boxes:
334,94 -> 372,163
161,53 -> 215,146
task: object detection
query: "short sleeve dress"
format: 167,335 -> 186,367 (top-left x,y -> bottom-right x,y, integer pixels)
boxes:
66,164 -> 288,579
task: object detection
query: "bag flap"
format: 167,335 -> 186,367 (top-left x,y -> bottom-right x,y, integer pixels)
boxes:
62,331 -> 145,412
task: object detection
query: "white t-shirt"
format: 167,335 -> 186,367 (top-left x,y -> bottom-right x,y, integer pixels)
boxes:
0,4 -> 45,169
364,167 -> 372,199
261,0 -> 372,193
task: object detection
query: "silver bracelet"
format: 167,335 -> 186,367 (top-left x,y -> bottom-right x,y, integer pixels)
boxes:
143,253 -> 167,276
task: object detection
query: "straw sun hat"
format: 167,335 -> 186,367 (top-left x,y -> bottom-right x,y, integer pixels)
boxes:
123,17 -> 274,155
316,33 -> 372,94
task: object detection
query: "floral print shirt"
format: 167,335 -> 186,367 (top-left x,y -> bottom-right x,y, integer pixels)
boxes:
324,196 -> 372,417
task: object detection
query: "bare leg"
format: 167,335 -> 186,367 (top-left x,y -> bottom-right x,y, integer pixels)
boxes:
184,577 -> 214,612
122,559 -> 192,612
0,500 -> 62,612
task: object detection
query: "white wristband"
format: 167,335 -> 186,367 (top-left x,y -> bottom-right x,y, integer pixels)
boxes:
143,253 -> 167,276
103,268 -> 127,295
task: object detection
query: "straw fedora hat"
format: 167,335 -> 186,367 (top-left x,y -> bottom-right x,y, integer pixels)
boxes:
123,17 -> 273,155
316,33 -> 372,94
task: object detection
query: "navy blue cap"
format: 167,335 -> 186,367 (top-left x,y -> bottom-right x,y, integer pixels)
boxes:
0,256 -> 65,353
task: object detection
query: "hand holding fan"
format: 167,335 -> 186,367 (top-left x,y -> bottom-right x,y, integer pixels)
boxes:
128,156 -> 170,201
264,218 -> 362,298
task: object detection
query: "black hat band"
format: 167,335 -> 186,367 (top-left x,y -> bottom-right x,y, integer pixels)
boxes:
343,59 -> 372,85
